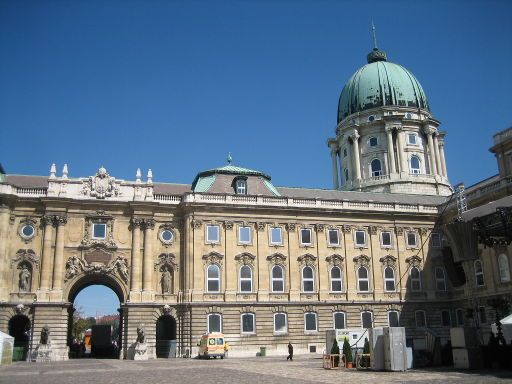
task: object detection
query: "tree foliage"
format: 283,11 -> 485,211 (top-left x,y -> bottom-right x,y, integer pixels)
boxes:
342,338 -> 352,363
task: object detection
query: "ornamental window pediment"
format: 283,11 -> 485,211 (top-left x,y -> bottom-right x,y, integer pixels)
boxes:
325,254 -> 344,267
202,251 -> 224,265
297,253 -> 317,266
267,252 -> 287,265
234,252 -> 256,266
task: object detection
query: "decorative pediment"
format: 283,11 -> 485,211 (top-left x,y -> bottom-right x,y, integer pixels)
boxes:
154,253 -> 179,272
325,254 -> 344,267
202,251 -> 224,265
266,252 -> 287,264
353,254 -> 371,267
191,219 -> 202,229
64,254 -> 129,283
81,167 -> 121,199
379,255 -> 397,267
297,253 -> 317,266
405,255 -> 422,268
234,252 -> 256,265
11,249 -> 39,269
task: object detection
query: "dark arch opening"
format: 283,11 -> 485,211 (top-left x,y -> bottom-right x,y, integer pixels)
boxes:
8,315 -> 31,361
156,315 -> 177,358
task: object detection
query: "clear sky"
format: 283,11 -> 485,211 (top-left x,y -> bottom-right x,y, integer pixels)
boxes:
74,285 -> 120,318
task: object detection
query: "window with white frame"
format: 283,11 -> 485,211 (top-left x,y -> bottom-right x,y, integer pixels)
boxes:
357,266 -> 370,292
302,266 -> 314,292
207,264 -> 220,292
441,310 -> 451,327
300,228 -> 312,246
271,265 -> 284,292
239,265 -> 252,293
327,229 -> 340,246
474,260 -> 484,286
206,224 -> 220,243
274,313 -> 287,334
498,254 -> 511,282
241,313 -> 255,334
208,313 -> 222,333
384,267 -> 396,292
388,311 -> 399,327
304,312 -> 317,332
431,233 -> 442,248
235,178 -> 247,195
368,137 -> 378,147
361,311 -> 373,328
410,155 -> 421,174
415,310 -> 426,328
355,230 -> 366,247
330,266 -> 343,292
406,232 -> 417,248
238,226 -> 252,244
455,308 -> 464,326
270,227 -> 283,245
381,231 -> 392,247
410,267 -> 422,291
407,133 -> 418,145
371,158 -> 382,177
333,312 -> 346,329
435,267 -> 447,291
92,223 -> 107,239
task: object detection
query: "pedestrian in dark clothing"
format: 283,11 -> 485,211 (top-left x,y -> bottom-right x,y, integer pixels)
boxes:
287,341 -> 293,361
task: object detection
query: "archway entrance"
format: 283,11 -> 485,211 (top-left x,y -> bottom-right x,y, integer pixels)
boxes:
8,315 -> 30,361
156,315 -> 177,358
68,275 -> 125,359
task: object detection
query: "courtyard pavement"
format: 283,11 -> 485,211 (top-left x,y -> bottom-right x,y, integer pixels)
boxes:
1,355 -> 511,384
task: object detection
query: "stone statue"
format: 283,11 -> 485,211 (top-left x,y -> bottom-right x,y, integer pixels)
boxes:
65,255 -> 83,280
109,256 -> 129,282
136,324 -> 145,344
161,267 -> 172,294
40,325 -> 50,345
19,265 -> 31,292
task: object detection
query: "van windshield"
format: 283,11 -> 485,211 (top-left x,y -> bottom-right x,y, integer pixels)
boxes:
216,338 -> 224,345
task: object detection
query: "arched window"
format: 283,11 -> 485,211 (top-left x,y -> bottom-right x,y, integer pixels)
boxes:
302,266 -> 314,292
240,265 -> 252,293
384,267 -> 396,291
498,254 -> 511,282
344,168 -> 349,182
271,265 -> 284,292
274,312 -> 287,334
474,260 -> 484,286
371,159 -> 382,177
330,266 -> 343,292
410,267 -> 422,291
435,267 -> 446,291
241,313 -> 255,334
207,264 -> 220,293
388,311 -> 399,327
357,266 -> 369,292
333,312 -> 346,329
207,313 -> 222,333
410,155 -> 421,174
415,310 -> 426,328
361,311 -> 373,328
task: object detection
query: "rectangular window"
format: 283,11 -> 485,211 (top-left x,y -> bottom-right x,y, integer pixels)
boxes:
333,312 -> 346,330
406,232 -> 417,247
206,224 -> 220,243
238,226 -> 251,244
327,229 -> 340,246
431,233 -> 442,248
478,306 -> 487,324
208,314 -> 221,333
381,231 -> 391,247
300,228 -> 312,246
407,133 -> 417,145
435,267 -> 447,291
241,313 -> 255,334
361,311 -> 373,329
305,312 -> 317,332
92,223 -> 107,239
415,311 -> 426,328
441,310 -> 451,327
456,308 -> 464,326
355,230 -> 366,247
388,311 -> 399,327
270,227 -> 283,245
274,313 -> 287,334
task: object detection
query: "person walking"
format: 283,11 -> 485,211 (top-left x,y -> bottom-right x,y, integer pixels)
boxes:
286,341 -> 293,361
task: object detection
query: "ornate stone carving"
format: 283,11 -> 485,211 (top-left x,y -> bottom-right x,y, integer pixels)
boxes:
54,215 -> 67,226
40,325 -> 50,345
64,254 -> 129,282
343,225 -> 352,233
202,251 -> 224,265
325,254 -> 344,267
286,223 -> 296,231
369,225 -> 378,235
316,224 -> 325,232
41,214 -> 54,226
395,227 -> 404,236
405,255 -> 422,269
154,253 -> 179,272
18,217 -> 38,243
297,253 -> 317,266
143,218 -> 155,230
81,167 -> 121,199
379,254 -> 397,268
161,268 -> 172,294
234,252 -> 256,266
353,254 -> 371,268
15,303 -> 29,315
18,265 -> 31,292
159,222 -> 175,230
257,222 -> 266,231
419,227 -> 428,236
349,129 -> 360,141
223,221 -> 234,230
266,253 -> 287,264
11,249 -> 39,269
80,215 -> 117,250
131,217 -> 143,228
65,255 -> 85,280
191,219 -> 202,229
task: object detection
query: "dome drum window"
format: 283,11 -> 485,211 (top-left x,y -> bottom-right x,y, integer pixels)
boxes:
159,229 -> 174,244
407,133 -> 418,145
370,159 -> 382,177
368,136 -> 378,147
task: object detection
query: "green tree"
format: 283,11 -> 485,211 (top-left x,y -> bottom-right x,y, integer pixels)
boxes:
342,338 -> 352,363
363,337 -> 370,354
72,307 -> 96,341
330,339 -> 340,367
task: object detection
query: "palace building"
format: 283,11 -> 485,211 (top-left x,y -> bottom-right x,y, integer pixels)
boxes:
1,42 -> 510,361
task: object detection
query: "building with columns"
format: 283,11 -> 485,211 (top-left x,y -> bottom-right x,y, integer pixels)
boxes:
0,43 -> 510,363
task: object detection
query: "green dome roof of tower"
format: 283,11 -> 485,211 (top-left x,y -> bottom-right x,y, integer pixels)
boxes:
337,48 -> 430,123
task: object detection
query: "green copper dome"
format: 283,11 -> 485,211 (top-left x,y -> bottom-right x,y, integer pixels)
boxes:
337,48 -> 430,123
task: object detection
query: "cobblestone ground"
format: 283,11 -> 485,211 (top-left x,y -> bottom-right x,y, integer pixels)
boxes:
1,356 -> 511,384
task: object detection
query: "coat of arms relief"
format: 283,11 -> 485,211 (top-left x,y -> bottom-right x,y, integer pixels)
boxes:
81,167 -> 121,199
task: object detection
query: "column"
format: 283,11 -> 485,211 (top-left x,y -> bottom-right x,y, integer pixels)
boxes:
386,127 -> 396,174
396,128 -> 407,173
142,218 -> 155,292
425,127 -> 438,175
52,215 -> 67,290
39,215 -> 54,290
439,141 -> 448,177
433,132 -> 442,176
345,140 -> 352,183
130,218 -> 143,292
330,149 -> 340,189
351,130 -> 361,180
0,206 -> 10,301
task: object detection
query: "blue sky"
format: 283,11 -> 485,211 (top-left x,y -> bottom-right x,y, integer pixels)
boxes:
74,285 -> 120,317
1,1 -> 511,312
